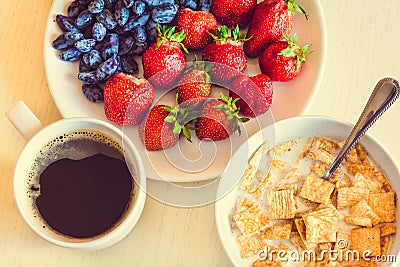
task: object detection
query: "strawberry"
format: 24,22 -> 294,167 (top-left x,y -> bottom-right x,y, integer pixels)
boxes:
139,99 -> 193,151
259,33 -> 311,82
202,26 -> 250,84
229,74 -> 273,117
176,60 -> 212,104
243,0 -> 307,58
174,8 -> 218,51
211,0 -> 256,28
195,93 -> 248,141
103,73 -> 154,126
142,25 -> 188,90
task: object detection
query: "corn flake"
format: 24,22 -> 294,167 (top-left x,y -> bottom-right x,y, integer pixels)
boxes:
352,173 -> 383,193
336,187 -> 369,210
344,216 -> 372,227
237,233 -> 265,259
266,189 -> 296,220
380,224 -> 396,236
347,164 -> 375,178
351,228 -> 380,256
349,200 -> 380,226
368,192 -> 396,223
263,221 -> 292,240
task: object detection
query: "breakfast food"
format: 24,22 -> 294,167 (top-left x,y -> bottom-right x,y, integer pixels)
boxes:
243,0 -> 306,58
202,25 -> 250,84
229,74 -> 273,117
195,94 -> 248,141
174,8 -> 218,51
230,137 -> 396,266
259,33 -> 311,82
142,25 -> 188,89
103,73 -> 154,125
211,0 -> 256,28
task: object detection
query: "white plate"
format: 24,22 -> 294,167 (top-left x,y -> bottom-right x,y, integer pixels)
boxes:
215,116 -> 400,267
43,0 -> 327,182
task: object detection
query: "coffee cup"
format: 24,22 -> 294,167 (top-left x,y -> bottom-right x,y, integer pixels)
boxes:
6,101 -> 146,250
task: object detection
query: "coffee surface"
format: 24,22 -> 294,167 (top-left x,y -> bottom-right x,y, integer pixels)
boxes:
36,153 -> 133,238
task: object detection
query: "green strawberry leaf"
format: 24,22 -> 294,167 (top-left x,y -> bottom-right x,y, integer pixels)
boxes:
287,0 -> 308,19
182,126 -> 192,142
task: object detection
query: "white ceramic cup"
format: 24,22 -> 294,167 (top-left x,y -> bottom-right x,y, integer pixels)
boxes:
6,101 -> 146,250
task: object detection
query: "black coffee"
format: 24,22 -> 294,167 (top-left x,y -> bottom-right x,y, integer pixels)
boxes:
28,130 -> 134,239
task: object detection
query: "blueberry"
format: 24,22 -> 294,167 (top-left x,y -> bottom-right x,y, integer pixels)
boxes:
82,84 -> 104,103
122,0 -> 135,8
56,14 -> 79,32
133,26 -> 147,42
52,32 -> 84,50
76,9 -> 94,28
129,41 -> 147,55
133,1 -> 146,15
79,59 -> 94,72
114,2 -> 130,26
118,35 -> 135,56
92,22 -> 107,41
143,0 -> 175,7
88,0 -> 105,13
74,38 -> 96,52
179,0 -> 197,10
124,13 -> 150,31
68,1 -> 88,18
82,49 -> 103,67
103,0 -> 117,10
60,48 -> 82,62
96,57 -> 119,81
96,9 -> 117,30
120,55 -> 139,74
101,33 -> 119,59
78,71 -> 98,84
151,4 -> 178,24
198,0 -> 211,12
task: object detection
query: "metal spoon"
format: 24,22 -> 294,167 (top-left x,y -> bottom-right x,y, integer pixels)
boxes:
322,77 -> 400,180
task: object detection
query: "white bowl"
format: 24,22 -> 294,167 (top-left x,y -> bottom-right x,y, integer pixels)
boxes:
215,116 -> 399,266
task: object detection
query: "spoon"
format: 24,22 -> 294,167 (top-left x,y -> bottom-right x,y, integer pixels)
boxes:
322,77 -> 400,180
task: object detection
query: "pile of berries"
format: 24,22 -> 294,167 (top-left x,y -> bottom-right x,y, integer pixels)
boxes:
52,0 -> 313,151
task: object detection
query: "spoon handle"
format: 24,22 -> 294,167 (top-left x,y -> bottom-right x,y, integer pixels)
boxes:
322,77 -> 400,180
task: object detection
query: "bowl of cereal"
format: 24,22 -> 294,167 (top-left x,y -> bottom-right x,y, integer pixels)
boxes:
215,116 -> 399,267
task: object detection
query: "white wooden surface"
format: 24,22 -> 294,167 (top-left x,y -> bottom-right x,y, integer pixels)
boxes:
1,0 -> 399,266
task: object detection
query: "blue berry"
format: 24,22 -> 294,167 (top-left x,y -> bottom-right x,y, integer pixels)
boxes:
82,50 -> 103,67
179,0 -> 197,10
101,33 -> 119,59
82,84 -> 104,103
60,48 -> 82,62
133,26 -> 147,42
56,14 -> 79,32
74,38 -> 96,52
67,1 -> 88,18
151,4 -> 178,24
114,2 -> 130,26
124,13 -> 150,31
133,1 -> 146,16
92,22 -> 107,42
96,57 -> 119,81
52,32 -> 84,50
76,9 -> 94,28
78,71 -> 98,84
120,55 -> 139,74
143,0 -> 175,7
129,41 -> 147,55
122,0 -> 135,8
88,0 -> 105,13
198,0 -> 211,12
96,9 -> 117,30
118,35 -> 135,56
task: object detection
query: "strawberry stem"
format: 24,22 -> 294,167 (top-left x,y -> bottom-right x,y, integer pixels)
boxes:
279,33 -> 312,69
286,0 -> 308,19
156,24 -> 189,53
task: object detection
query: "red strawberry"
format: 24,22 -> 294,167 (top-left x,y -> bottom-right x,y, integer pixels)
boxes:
211,0 -> 256,28
202,26 -> 250,84
195,93 -> 248,141
259,33 -> 311,82
103,73 -> 154,126
142,25 -> 188,89
174,8 -> 218,51
139,101 -> 192,151
243,0 -> 307,58
176,60 -> 212,104
230,74 -> 273,117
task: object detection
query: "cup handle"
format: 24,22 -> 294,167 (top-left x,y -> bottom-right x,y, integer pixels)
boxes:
6,101 -> 43,141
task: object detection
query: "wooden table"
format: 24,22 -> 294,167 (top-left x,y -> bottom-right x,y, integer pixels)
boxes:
1,0 -> 399,266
